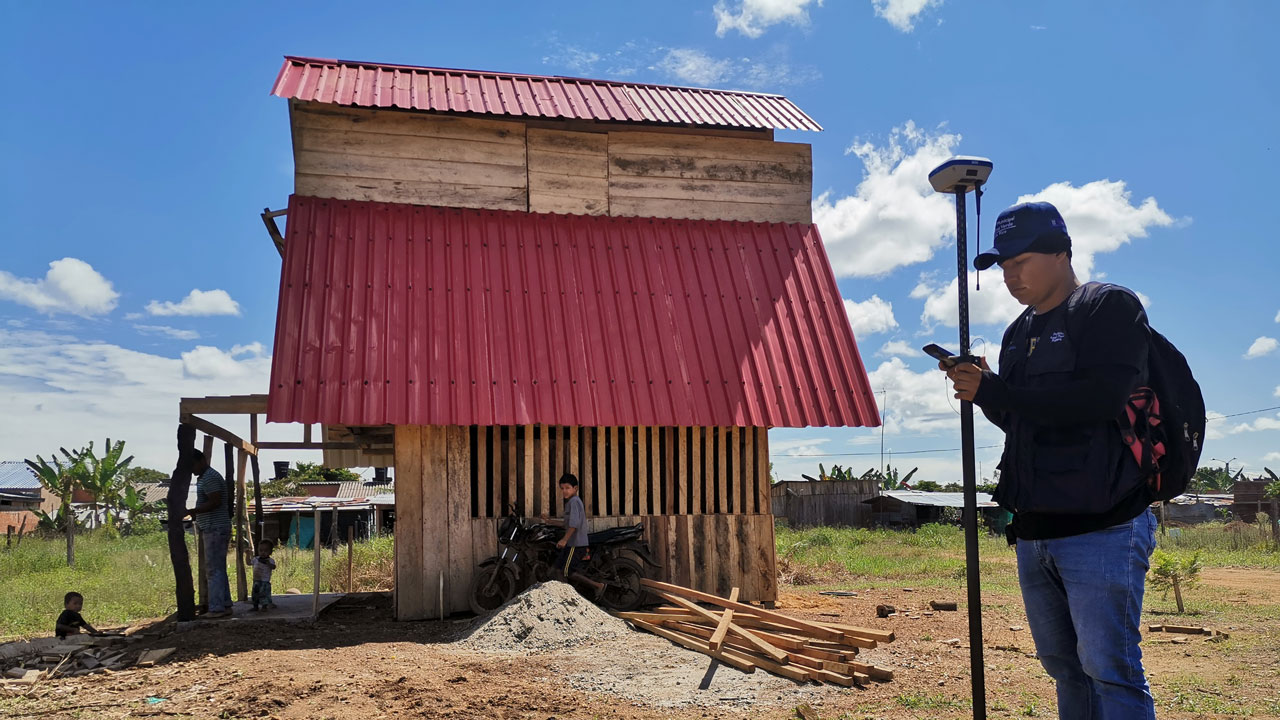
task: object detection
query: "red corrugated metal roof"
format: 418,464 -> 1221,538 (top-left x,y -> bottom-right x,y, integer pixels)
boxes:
271,56 -> 822,132
267,195 -> 878,429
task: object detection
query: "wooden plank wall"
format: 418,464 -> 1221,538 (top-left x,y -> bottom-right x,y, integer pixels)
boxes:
289,107 -> 812,225
607,131 -> 813,224
292,103 -> 528,211
527,128 -> 608,215
396,424 -> 778,618
770,479 -> 879,528
468,426 -> 770,519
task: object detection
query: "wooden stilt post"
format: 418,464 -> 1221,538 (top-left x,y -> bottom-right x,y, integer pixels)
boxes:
330,506 -> 340,556
235,448 -> 249,601
167,423 -> 197,621
312,505 -> 322,618
197,527 -> 208,612
347,525 -> 355,592
250,454 -> 263,546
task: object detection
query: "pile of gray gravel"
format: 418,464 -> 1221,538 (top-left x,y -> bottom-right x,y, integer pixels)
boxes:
459,581 -> 632,653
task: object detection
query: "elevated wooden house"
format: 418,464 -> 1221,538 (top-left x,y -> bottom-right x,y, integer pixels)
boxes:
181,57 -> 880,621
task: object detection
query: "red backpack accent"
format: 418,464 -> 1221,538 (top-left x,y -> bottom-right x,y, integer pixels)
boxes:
1118,388 -> 1168,494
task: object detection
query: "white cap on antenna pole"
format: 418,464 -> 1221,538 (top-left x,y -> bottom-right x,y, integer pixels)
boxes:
929,156 -> 993,194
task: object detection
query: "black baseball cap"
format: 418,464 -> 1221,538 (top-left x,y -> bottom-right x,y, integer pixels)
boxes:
974,202 -> 1072,271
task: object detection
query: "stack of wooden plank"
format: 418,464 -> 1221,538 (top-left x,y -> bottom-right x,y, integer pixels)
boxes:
0,628 -> 173,694
616,579 -> 895,687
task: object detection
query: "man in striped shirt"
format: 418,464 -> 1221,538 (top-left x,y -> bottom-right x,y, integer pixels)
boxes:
187,450 -> 233,618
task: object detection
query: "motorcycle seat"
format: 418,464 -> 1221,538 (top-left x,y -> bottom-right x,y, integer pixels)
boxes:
588,524 -> 644,545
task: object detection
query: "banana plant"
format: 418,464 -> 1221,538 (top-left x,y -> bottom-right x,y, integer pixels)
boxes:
25,450 -> 85,566
79,439 -> 135,530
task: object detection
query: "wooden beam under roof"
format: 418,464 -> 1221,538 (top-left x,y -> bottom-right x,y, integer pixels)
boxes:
180,413 -> 257,456
179,394 -> 269,415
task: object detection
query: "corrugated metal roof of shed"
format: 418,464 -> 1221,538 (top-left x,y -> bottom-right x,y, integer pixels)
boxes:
0,461 -> 40,491
271,56 -> 822,132
266,195 -> 879,429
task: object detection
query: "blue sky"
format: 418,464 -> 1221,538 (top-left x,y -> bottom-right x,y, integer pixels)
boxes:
1,1 -> 1277,482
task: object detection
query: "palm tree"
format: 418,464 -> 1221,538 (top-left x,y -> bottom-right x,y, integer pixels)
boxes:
25,450 -> 85,566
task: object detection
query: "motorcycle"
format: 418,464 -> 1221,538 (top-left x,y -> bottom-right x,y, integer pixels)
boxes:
468,509 -> 661,614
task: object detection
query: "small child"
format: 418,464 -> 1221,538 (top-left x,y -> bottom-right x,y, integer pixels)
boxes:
249,539 -> 278,611
555,474 -> 604,600
56,591 -> 98,639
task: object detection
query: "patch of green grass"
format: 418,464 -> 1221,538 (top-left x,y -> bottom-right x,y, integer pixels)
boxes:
895,693 -> 967,710
776,520 -> 1279,596
1156,521 -> 1279,569
776,523 -> 1020,593
0,530 -> 395,640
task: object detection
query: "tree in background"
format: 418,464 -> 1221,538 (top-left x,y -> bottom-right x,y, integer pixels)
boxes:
25,450 -> 84,566
1149,550 -> 1202,614
1193,466 -> 1236,494
121,466 -> 169,485
260,462 -> 362,498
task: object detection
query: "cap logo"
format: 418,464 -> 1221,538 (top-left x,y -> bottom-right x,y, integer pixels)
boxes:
994,216 -> 1017,237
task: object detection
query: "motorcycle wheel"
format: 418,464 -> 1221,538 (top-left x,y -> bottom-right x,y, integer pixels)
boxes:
469,564 -> 517,615
599,557 -> 646,611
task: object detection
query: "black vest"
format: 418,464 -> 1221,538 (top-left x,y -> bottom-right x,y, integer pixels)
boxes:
992,284 -> 1146,515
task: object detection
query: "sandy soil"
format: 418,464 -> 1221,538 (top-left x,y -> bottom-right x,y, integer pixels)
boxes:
5,571 -> 1279,719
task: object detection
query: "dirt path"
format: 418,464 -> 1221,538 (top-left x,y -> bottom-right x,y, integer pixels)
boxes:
4,583 -> 1278,719
1201,567 -> 1280,603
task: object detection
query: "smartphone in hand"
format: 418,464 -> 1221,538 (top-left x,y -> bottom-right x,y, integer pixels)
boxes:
922,344 -> 978,368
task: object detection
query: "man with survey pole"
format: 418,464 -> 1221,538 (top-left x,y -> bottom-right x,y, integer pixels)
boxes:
942,201 -> 1158,719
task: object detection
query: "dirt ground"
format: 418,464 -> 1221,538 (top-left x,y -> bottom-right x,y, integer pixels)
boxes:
5,571 -> 1279,720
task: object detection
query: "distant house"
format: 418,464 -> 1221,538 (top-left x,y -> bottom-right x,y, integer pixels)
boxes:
864,490 -> 1002,528
771,478 -> 879,528
0,461 -> 56,532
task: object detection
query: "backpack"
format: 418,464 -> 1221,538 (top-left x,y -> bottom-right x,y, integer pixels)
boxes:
1066,284 -> 1206,502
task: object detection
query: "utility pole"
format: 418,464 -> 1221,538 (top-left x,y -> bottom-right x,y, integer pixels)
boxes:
880,388 -> 888,474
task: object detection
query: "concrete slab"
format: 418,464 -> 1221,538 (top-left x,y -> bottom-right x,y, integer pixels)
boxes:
175,593 -> 345,632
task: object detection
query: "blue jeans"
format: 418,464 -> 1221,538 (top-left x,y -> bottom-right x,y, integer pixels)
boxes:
202,527 -> 233,612
1016,509 -> 1157,720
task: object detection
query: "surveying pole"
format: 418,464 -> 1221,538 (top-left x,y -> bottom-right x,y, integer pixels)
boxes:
928,156 -> 993,720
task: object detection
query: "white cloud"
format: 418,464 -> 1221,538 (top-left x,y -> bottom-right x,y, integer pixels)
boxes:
1229,412 -> 1280,434
146,289 -> 241,317
1275,309 -> 1280,323
771,437 -> 832,457
877,340 -> 917,357
654,47 -> 817,90
913,273 -> 1026,330
1205,410 -> 1227,441
913,179 -> 1177,328
656,48 -> 734,85
1014,180 -> 1176,281
1274,385 -> 1280,399
0,329 -> 276,472
134,324 -> 200,341
814,122 -> 960,278
843,295 -> 898,337
0,258 -> 119,316
714,0 -> 820,38
866,357 -> 957,435
181,343 -> 267,380
541,46 -> 602,75
872,0 -> 943,32
1263,451 -> 1280,464
1245,336 -> 1278,359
